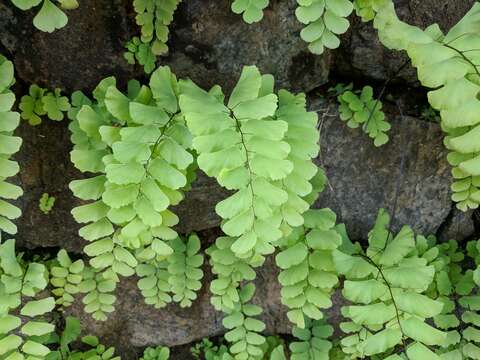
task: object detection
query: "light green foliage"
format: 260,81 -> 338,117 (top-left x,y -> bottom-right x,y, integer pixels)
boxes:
69,67 -> 194,319
275,209 -> 340,328
222,283 -> 266,360
191,338 -> 230,360
0,56 -> 22,236
369,1 -> 480,211
124,37 -> 157,74
454,240 -> 480,358
180,65 -> 319,259
231,0 -> 269,24
296,0 -> 353,54
334,209 -> 446,358
136,257 -> 172,308
50,249 -> 85,308
39,192 -> 56,214
78,267 -> 117,321
125,0 -> 182,73
9,0 -> 78,32
337,86 -> 390,147
20,85 -> 71,125
168,234 -> 204,307
140,346 -> 170,360
289,319 -> 333,359
0,238 -> 56,359
48,316 -> 120,360
353,0 -> 383,21
207,236 -> 265,313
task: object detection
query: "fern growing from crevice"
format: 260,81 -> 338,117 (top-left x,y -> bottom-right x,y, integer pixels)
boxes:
337,85 -> 390,147
296,0 -> 353,55
334,209 -> 446,358
19,85 -> 71,125
124,0 -> 182,73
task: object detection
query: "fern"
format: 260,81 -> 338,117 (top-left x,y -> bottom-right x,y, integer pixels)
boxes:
207,236 -> 263,312
20,85 -> 71,125
180,65 -> 318,258
231,0 -> 270,24
337,86 -> 390,147
366,1 -> 480,211
50,249 -> 85,308
69,66 -> 194,319
289,318 -> 333,359
222,283 -> 266,360
296,0 -> 353,55
9,0 -> 78,32
124,37 -> 157,74
275,209 -> 341,328
334,209 -> 446,358
0,56 -> 22,236
136,256 -> 172,309
140,346 -> 170,360
48,316 -> 121,360
78,266 -> 117,321
39,192 -> 56,214
0,239 -> 56,359
125,0 -> 182,73
167,234 -> 204,307
353,0 -> 381,22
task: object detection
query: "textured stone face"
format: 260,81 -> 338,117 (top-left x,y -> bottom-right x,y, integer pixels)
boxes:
314,101 -> 453,241
334,0 -> 476,83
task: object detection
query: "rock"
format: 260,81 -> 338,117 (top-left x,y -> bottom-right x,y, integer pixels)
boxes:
65,255 -> 291,358
1,0 -> 139,92
168,0 -> 330,92
13,120 -> 231,252
438,208 -> 475,243
1,0 -> 330,94
313,99 -> 452,241
334,0 -> 476,83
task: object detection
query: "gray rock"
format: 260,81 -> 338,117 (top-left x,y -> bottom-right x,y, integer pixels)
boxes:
438,208 -> 475,243
13,118 -> 230,252
313,100 -> 453,241
1,0 -> 330,93
334,0 -> 476,83
168,0 -> 330,92
65,255 -> 291,358
1,0 -> 139,92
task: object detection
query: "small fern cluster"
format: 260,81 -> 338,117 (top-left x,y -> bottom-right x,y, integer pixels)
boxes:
337,85 -> 390,147
19,84 -> 71,125
9,0 -> 78,32
124,0 -> 182,73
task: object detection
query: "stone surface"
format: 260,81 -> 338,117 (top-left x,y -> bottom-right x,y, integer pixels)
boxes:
1,0 -> 330,94
65,255 -> 292,358
438,208 -> 476,243
313,100 -> 452,241
334,0 -> 476,83
13,119 -> 230,252
168,0 -> 330,92
0,0 -> 139,92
